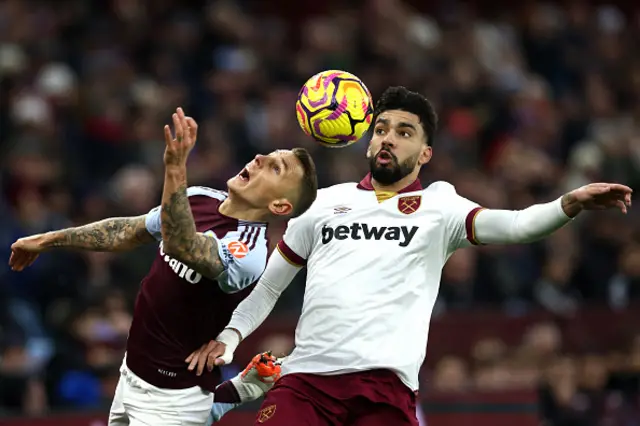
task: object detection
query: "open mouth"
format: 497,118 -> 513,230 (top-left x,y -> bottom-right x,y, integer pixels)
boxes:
239,168 -> 250,182
377,150 -> 393,165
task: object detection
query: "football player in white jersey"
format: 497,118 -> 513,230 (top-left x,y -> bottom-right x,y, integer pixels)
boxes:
187,86 -> 632,426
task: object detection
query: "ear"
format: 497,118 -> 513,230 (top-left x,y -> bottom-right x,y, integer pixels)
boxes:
366,144 -> 373,159
418,145 -> 433,166
269,199 -> 293,217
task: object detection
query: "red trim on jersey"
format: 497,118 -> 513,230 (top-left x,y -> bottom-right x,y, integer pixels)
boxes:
356,173 -> 422,193
276,240 -> 306,266
465,207 -> 486,245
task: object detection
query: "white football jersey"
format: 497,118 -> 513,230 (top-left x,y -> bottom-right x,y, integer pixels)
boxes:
276,173 -> 482,391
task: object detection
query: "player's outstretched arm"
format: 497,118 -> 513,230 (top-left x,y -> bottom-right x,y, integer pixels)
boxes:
160,108 -> 224,280
473,183 -> 632,245
9,216 -> 155,271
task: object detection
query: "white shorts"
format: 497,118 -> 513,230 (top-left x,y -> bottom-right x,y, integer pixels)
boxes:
108,359 -> 213,426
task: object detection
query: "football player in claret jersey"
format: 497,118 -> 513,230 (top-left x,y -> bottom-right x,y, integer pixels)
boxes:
9,107 -> 318,426
187,87 -> 632,426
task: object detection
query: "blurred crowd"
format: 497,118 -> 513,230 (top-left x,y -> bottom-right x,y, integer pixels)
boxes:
429,322 -> 640,425
0,0 -> 639,423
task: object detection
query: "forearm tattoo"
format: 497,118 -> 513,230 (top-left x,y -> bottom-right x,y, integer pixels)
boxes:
44,216 -> 154,251
560,192 -> 581,218
160,183 -> 224,279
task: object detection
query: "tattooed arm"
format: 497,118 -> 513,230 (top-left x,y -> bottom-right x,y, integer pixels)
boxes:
9,216 -> 156,271
40,216 -> 155,251
160,168 -> 224,280
160,109 -> 224,280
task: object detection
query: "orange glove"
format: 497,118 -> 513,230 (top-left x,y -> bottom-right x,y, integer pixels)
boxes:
241,351 -> 281,384
229,351 -> 283,402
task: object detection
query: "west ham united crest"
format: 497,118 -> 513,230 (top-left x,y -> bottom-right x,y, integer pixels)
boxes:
398,195 -> 421,215
257,404 -> 276,423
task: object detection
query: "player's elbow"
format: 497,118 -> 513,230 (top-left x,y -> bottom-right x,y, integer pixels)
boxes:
161,238 -> 194,261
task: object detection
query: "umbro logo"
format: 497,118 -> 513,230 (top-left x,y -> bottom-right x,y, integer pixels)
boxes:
333,206 -> 351,214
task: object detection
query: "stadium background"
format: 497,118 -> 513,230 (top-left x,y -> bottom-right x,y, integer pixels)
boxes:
1,0 -> 640,424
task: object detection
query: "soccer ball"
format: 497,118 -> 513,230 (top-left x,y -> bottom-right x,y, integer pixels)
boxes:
296,70 -> 374,148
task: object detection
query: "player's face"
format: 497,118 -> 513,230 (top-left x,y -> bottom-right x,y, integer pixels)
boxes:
367,110 -> 432,185
228,150 -> 304,217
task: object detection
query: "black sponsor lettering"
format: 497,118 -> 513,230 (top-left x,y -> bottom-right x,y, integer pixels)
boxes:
334,225 -> 350,240
321,223 -> 418,247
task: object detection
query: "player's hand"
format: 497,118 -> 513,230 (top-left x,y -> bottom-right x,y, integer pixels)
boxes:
563,183 -> 632,217
240,351 -> 282,384
227,352 -> 282,403
163,107 -> 198,168
9,234 -> 47,271
185,340 -> 229,376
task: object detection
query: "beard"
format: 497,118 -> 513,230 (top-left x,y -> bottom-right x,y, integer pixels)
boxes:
368,149 -> 419,185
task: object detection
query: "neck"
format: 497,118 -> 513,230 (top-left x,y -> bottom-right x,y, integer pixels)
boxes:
371,170 -> 420,193
219,195 -> 268,223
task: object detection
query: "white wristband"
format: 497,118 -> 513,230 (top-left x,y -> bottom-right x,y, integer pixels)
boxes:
215,328 -> 241,364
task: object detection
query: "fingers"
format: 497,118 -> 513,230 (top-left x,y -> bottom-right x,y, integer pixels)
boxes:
586,183 -> 633,213
177,107 -> 188,133
187,341 -> 210,372
172,111 -> 183,143
177,108 -> 197,144
606,183 -> 633,194
188,340 -> 225,376
195,342 -> 213,376
206,351 -> 219,372
608,186 -> 632,208
187,351 -> 200,372
185,117 -> 198,140
164,124 -> 172,146
203,345 -> 226,374
166,107 -> 196,147
9,250 -> 39,272
606,185 -> 632,211
615,199 -> 628,214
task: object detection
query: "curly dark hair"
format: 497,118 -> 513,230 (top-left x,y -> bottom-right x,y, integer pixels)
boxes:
373,86 -> 438,146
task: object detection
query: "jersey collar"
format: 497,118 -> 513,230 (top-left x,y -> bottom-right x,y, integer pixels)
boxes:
356,173 -> 423,194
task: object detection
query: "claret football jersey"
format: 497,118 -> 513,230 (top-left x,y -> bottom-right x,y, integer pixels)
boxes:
126,186 -> 269,391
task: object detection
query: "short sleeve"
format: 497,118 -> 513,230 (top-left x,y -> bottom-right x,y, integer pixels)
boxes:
145,205 -> 163,241
144,186 -> 227,241
209,402 -> 239,423
276,210 -> 316,267
209,228 -> 269,294
434,182 -> 484,252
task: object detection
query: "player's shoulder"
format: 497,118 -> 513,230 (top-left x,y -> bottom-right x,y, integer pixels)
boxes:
421,181 -> 472,210
422,180 -> 459,197
302,183 -> 357,210
186,186 -> 228,201
318,182 -> 359,197
284,183 -> 356,226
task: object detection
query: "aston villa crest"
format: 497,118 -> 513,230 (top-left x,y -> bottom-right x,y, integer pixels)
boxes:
398,195 -> 421,215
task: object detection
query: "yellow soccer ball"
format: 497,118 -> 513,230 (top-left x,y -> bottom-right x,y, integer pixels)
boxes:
296,70 -> 374,148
